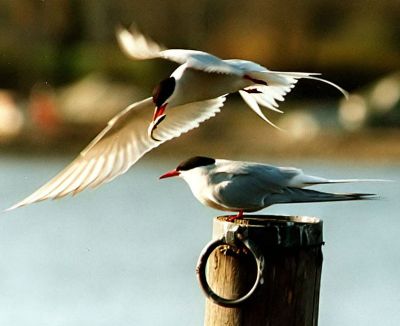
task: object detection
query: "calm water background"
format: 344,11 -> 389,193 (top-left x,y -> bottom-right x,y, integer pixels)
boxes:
0,154 -> 399,326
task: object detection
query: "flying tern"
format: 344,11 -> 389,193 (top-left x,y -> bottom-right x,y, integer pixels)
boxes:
160,156 -> 382,221
8,27 -> 348,210
7,96 -> 226,210
116,26 -> 348,139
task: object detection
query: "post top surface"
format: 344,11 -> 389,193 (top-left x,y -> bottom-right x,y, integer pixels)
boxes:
214,215 -> 323,247
217,215 -> 321,226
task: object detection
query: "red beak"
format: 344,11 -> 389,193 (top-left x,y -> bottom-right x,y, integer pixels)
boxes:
152,103 -> 167,121
159,169 -> 180,179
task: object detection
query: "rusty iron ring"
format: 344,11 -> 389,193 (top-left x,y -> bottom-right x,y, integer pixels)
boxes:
196,234 -> 265,308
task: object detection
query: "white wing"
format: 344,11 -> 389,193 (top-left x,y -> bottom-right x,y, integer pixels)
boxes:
116,25 -> 166,60
8,96 -> 226,210
116,26 -> 242,75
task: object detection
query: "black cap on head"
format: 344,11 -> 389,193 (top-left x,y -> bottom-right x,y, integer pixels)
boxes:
177,156 -> 216,171
152,77 -> 176,107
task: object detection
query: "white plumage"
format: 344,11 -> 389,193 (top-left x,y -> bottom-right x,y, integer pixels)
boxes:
160,156 -> 382,220
117,25 -> 348,134
7,97 -> 225,210
8,25 -> 349,210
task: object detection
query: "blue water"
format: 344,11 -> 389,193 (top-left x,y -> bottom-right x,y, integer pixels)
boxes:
0,154 -> 399,326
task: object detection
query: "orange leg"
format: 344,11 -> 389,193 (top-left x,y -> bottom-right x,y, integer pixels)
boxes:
227,210 -> 244,222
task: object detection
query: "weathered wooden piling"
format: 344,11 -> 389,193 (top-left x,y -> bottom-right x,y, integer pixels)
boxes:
197,215 -> 323,326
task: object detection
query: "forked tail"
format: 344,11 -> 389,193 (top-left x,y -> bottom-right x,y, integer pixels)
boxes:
240,70 -> 348,129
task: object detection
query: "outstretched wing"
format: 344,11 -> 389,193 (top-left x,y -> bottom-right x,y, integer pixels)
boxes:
116,26 -> 242,75
8,96 -> 226,210
116,25 -> 166,60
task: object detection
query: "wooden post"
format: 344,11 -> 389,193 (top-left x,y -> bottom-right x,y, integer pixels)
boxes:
200,215 -> 323,326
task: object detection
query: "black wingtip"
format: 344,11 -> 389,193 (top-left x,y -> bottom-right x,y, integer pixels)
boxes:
347,193 -> 378,200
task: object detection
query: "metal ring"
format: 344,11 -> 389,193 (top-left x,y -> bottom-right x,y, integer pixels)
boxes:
196,235 -> 265,308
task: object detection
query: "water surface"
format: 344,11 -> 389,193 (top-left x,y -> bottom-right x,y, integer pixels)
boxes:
0,155 -> 398,326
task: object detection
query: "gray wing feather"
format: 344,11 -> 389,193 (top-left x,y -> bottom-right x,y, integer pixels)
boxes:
212,163 -> 294,210
263,188 -> 376,206
213,161 -> 377,210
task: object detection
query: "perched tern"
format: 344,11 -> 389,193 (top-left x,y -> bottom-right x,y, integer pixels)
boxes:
160,156 -> 382,221
116,26 -> 348,139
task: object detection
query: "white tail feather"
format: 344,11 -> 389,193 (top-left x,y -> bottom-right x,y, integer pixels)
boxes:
248,70 -> 349,99
239,90 -> 284,131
